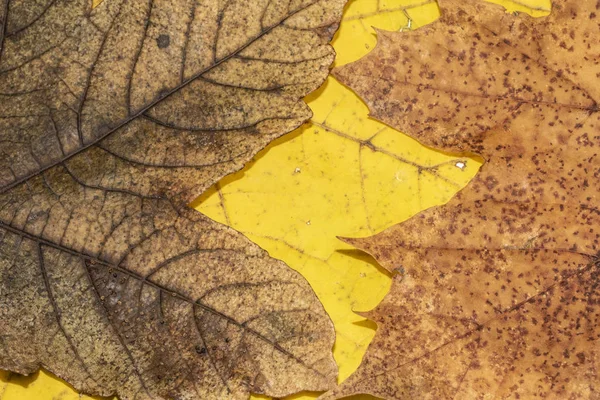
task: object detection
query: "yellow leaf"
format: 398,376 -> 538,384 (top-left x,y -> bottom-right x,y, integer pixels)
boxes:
0,370 -> 101,400
0,1 -> 550,399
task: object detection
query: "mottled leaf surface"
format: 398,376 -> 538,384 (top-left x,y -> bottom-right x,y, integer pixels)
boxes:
0,0 -> 346,399
325,0 -> 600,398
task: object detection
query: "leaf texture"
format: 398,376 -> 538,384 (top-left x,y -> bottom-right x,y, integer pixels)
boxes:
0,0 -> 346,399
325,0 -> 600,398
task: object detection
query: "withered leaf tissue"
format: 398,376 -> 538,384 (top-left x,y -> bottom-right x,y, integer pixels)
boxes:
0,0 -> 346,399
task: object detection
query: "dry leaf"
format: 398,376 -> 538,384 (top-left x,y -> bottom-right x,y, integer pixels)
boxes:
0,0 -> 346,399
325,0 -> 600,398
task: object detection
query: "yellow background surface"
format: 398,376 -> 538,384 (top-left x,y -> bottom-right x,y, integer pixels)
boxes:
0,1 -> 550,399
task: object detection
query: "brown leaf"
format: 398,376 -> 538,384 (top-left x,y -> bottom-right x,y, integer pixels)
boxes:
0,0 -> 346,398
325,0 -> 600,398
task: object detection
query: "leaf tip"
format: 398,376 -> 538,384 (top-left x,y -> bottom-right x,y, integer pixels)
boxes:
336,235 -> 364,248
353,309 -> 375,320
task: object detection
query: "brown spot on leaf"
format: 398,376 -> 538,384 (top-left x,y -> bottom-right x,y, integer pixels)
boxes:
156,34 -> 170,49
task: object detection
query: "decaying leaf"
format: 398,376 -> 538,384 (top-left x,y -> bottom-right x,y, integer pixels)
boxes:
325,0 -> 600,398
0,0 -> 347,399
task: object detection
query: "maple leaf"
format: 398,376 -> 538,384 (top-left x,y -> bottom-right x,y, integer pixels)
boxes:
323,0 -> 600,398
0,0 -> 347,399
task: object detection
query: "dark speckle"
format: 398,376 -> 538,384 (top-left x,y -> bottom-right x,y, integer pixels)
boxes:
157,34 -> 170,49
